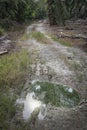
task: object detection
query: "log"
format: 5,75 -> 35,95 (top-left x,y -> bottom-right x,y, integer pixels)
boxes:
0,50 -> 8,55
57,33 -> 87,40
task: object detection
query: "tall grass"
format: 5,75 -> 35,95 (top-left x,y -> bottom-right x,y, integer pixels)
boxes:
0,49 -> 31,90
0,49 -> 32,130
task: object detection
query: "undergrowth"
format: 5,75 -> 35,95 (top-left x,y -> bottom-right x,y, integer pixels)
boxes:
0,49 -> 31,90
0,49 -> 31,130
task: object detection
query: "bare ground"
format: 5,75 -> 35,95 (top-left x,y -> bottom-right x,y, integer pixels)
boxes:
20,20 -> 87,130
0,20 -> 87,130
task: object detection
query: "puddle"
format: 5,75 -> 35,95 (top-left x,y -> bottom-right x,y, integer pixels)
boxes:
30,81 -> 80,108
16,81 -> 80,120
16,83 -> 46,120
23,92 -> 42,120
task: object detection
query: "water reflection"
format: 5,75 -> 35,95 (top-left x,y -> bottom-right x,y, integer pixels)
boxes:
16,80 -> 80,120
16,90 -> 46,120
23,92 -> 42,120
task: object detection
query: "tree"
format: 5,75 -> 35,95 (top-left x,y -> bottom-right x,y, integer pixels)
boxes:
46,0 -> 69,25
46,0 -> 56,25
46,0 -> 87,25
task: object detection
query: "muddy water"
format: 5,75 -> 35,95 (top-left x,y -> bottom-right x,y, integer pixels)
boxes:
16,80 -> 80,120
15,21 -> 87,130
31,81 -> 80,107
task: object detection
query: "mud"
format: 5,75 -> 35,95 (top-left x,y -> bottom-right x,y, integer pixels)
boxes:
15,20 -> 87,130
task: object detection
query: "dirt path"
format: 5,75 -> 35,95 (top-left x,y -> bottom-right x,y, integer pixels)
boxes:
20,21 -> 87,130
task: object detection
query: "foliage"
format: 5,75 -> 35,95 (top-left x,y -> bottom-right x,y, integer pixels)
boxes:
46,0 -> 87,25
0,0 -> 86,27
0,49 -> 31,90
0,0 -> 46,26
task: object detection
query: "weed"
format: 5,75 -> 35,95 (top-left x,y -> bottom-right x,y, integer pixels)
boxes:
31,31 -> 50,44
30,31 -> 46,41
0,49 -> 32,130
51,35 -> 72,46
0,93 -> 16,130
0,49 -> 31,89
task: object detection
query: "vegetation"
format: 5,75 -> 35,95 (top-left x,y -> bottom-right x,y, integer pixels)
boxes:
0,0 -> 46,20
0,94 -> 16,130
46,0 -> 87,25
0,1 -> 86,129
0,49 -> 31,89
31,82 -> 80,107
0,0 -> 87,28
51,36 -> 72,46
0,49 -> 32,130
30,31 -> 49,44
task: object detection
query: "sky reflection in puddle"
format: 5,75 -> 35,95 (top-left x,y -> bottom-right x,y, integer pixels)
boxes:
23,92 -> 46,120
16,80 -> 80,120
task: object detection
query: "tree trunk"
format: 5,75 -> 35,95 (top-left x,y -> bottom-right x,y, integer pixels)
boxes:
47,0 -> 56,25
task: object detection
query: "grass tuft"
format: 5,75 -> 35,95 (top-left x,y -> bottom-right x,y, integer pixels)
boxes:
31,82 -> 80,108
30,31 -> 46,41
30,31 -> 50,44
52,36 -> 72,46
0,49 -> 31,90
22,31 -> 49,44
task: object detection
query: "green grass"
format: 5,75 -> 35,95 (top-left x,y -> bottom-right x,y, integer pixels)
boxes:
30,31 -> 50,44
0,49 -> 32,130
31,82 -> 80,108
0,49 -> 31,90
52,36 -> 72,46
22,31 -> 49,44
0,94 -> 16,130
30,31 -> 46,41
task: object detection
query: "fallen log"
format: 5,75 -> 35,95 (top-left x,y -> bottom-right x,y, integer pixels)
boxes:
0,50 -> 8,55
57,33 -> 87,40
